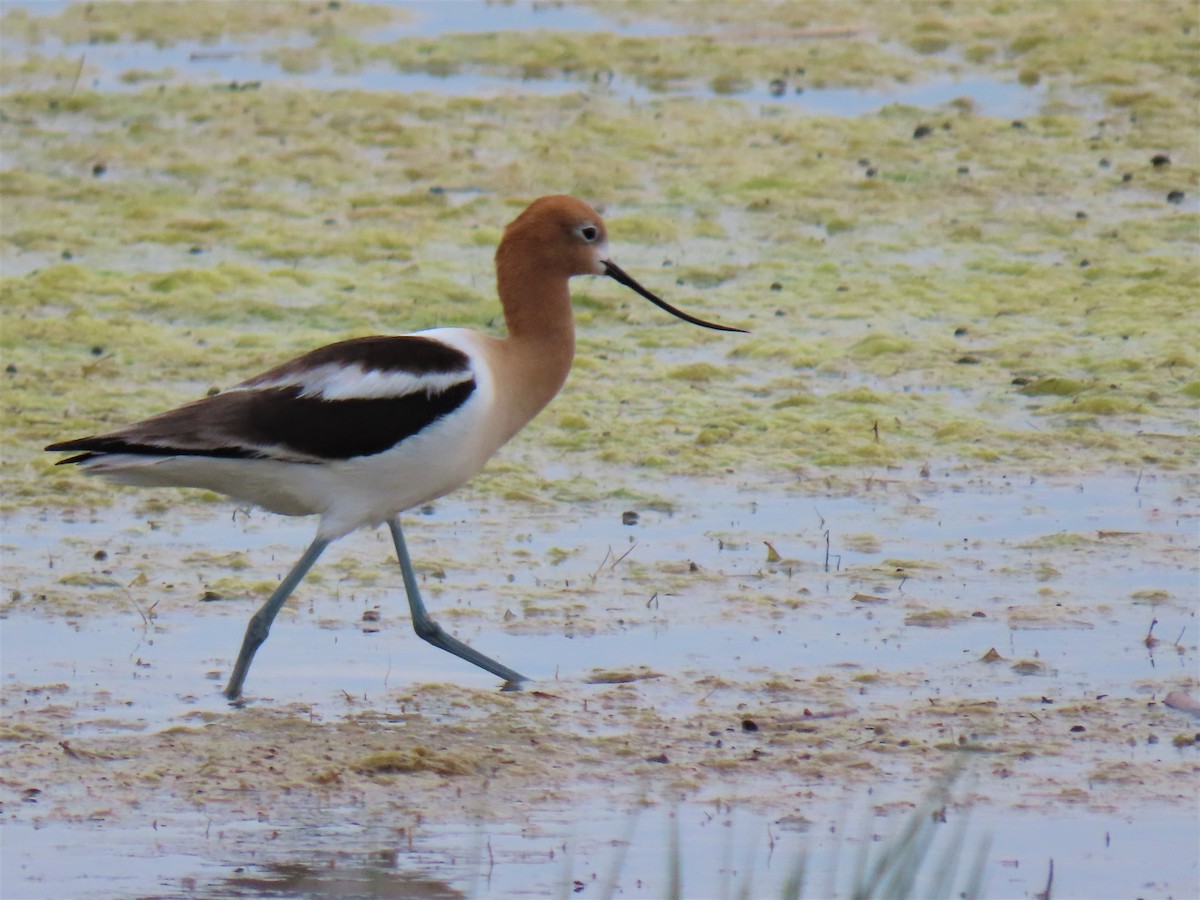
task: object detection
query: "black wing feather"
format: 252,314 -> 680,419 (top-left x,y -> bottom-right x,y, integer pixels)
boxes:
47,336 -> 477,463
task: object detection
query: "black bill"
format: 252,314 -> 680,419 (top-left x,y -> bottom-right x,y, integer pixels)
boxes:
603,260 -> 748,333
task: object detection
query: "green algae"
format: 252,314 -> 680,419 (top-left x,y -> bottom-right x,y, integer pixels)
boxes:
0,1 -> 399,48
285,28 -> 928,93
0,3 -> 1194,505
1019,377 -> 1088,397
352,746 -> 477,777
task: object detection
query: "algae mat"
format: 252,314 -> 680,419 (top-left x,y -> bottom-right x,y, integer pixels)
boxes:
1,2 -> 1197,898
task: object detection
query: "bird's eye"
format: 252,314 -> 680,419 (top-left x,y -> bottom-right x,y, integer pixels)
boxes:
579,224 -> 599,242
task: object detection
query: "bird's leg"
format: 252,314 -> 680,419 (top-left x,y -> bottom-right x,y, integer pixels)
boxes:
388,517 -> 527,688
223,535 -> 330,701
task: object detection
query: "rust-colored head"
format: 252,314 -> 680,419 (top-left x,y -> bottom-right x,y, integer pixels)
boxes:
496,196 -> 746,333
496,195 -> 610,278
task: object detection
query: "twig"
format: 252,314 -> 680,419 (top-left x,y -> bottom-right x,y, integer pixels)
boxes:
70,54 -> 85,95
123,589 -> 153,629
1034,858 -> 1054,900
611,540 -> 638,569
589,546 -> 613,582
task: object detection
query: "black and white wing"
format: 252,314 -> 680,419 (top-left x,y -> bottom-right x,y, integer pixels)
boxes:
47,335 -> 477,465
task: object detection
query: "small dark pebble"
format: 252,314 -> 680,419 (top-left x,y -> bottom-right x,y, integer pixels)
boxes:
1011,376 -> 1031,386
1070,725 -> 1086,733
913,123 -> 933,139
5,364 -> 16,374
1010,120 -> 1026,129
1151,153 -> 1171,167
1075,210 -> 1087,219
621,510 -> 640,526
91,162 -> 106,177
857,158 -> 871,168
770,282 -> 783,292
865,167 -> 877,177
1166,190 -> 1185,204
93,549 -> 108,561
90,346 -> 104,356
1121,173 -> 1133,182
1079,259 -> 1090,268
956,355 -> 981,365
742,719 -> 759,732
1098,158 -> 1110,168
206,386 -> 221,397
201,591 -> 221,602
428,185 -> 445,195
953,326 -> 969,336
61,249 -> 73,260
645,753 -> 669,764
188,245 -> 204,255
957,165 -> 970,175
774,309 -> 786,317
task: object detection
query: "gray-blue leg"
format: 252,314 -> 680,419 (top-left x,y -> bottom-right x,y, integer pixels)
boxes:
223,536 -> 330,701
388,517 -> 527,687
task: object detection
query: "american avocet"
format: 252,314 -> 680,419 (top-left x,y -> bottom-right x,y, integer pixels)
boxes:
47,195 -> 745,701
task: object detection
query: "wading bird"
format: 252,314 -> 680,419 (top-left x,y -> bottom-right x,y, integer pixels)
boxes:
47,195 -> 745,701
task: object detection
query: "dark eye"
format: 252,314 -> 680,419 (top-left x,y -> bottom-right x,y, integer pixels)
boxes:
579,224 -> 599,242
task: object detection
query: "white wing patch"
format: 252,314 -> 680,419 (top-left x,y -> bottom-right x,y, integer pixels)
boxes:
234,363 -> 473,401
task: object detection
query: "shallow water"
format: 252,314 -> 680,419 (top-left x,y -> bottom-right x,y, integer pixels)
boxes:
6,796 -> 1198,899
3,471 -> 1197,898
1,0 -> 1045,115
5,471 -> 1195,717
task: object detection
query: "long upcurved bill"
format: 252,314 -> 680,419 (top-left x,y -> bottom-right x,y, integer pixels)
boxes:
603,261 -> 748,333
